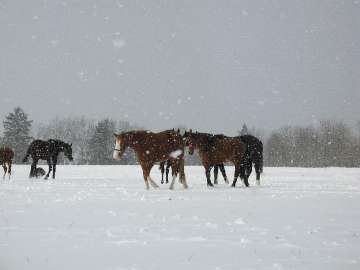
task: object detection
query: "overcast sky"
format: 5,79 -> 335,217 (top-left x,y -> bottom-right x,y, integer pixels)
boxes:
1,0 -> 359,135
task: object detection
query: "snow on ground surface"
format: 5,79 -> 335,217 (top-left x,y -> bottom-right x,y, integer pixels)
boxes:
1,165 -> 360,270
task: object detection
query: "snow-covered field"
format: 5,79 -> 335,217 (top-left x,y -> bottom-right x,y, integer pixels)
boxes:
1,165 -> 359,270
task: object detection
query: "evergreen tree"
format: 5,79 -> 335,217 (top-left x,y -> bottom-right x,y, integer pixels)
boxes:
3,107 -> 33,163
88,119 -> 116,165
240,124 -> 249,135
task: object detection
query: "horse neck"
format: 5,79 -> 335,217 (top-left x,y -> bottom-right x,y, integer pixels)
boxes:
123,132 -> 138,148
51,141 -> 64,153
194,134 -> 209,151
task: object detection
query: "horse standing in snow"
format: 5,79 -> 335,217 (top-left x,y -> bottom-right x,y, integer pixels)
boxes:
238,134 -> 263,185
113,130 -> 188,190
184,131 -> 247,187
23,139 -> 73,179
213,134 -> 264,185
0,146 -> 14,180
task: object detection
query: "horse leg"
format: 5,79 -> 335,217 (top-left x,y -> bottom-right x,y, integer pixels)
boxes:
254,161 -> 261,185
231,165 -> 241,187
52,157 -> 57,179
2,164 -> 6,180
205,165 -> 213,187
45,159 -> 52,180
141,165 -> 151,190
170,159 -> 187,190
142,164 -> 158,189
147,173 -> 159,188
213,165 -> 219,185
169,160 -> 180,190
219,164 -> 228,183
30,160 -> 37,178
243,163 -> 250,187
169,169 -> 177,190
160,161 -> 165,184
179,159 -> 188,189
7,162 -> 12,180
165,162 -> 170,184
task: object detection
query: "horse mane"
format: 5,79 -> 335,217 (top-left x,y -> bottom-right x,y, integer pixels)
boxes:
48,139 -> 69,147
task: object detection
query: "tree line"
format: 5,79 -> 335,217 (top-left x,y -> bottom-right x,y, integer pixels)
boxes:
1,107 -> 359,167
0,107 -> 139,165
265,120 -> 360,167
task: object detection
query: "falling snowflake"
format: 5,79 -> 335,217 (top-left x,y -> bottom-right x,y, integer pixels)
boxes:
113,39 -> 126,49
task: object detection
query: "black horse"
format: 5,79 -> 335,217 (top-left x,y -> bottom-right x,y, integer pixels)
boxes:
213,134 -> 263,185
23,139 -> 73,179
213,163 -> 228,184
159,160 -> 172,184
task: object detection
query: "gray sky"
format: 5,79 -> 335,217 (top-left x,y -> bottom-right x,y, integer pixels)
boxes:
1,0 -> 359,135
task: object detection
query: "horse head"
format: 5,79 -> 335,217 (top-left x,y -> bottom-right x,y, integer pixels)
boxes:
184,129 -> 196,155
63,142 -> 74,161
113,132 -> 129,160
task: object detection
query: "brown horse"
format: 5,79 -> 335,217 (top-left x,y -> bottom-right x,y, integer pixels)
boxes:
0,146 -> 14,180
184,131 -> 247,187
113,130 -> 188,190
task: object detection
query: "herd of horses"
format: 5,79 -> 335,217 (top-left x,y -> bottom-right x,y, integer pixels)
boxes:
1,129 -> 263,190
113,129 -> 263,189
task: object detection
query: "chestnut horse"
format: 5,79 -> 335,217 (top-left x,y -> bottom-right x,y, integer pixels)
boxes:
184,131 -> 247,187
113,130 -> 188,190
0,146 -> 14,180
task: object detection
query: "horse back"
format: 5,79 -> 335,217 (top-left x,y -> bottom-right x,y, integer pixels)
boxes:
133,130 -> 184,161
199,136 -> 246,165
239,135 -> 263,157
28,139 -> 50,159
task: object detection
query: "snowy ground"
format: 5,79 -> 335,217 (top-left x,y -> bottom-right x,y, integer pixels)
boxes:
1,165 -> 360,270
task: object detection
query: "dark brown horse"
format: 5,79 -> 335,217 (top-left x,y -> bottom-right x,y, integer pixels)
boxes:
213,134 -> 264,185
113,130 -> 188,190
0,146 -> 14,180
184,131 -> 247,187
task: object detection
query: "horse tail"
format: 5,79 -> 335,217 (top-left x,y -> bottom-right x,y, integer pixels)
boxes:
259,153 -> 264,173
258,143 -> 264,174
22,144 -> 32,163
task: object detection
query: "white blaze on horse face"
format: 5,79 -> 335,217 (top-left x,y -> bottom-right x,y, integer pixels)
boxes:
113,138 -> 122,160
169,149 -> 182,158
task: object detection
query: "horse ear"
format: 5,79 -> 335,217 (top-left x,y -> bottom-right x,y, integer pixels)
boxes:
70,143 -> 72,147
113,133 -> 117,138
